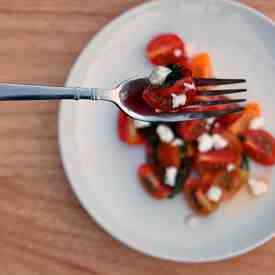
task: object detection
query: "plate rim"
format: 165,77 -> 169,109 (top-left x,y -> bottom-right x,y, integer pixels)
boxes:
58,0 -> 275,262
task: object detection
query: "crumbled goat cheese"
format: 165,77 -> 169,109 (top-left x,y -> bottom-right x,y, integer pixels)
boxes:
164,166 -> 178,187
149,66 -> 172,86
171,93 -> 187,109
206,186 -> 223,202
156,125 -> 174,143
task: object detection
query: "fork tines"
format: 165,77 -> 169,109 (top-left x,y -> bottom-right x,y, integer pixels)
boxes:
194,77 -> 246,87
192,77 -> 247,110
193,98 -> 246,107
198,88 -> 247,96
187,107 -> 245,120
160,106 -> 245,122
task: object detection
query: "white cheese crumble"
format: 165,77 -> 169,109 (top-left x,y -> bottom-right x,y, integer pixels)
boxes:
149,66 -> 172,86
197,133 -> 228,152
185,215 -> 199,229
198,133 -> 214,153
206,186 -> 223,202
206,117 -> 215,125
174,48 -> 183,58
164,166 -> 178,187
133,120 -> 151,129
212,134 -> 228,150
248,178 -> 268,196
227,163 -> 236,172
171,138 -> 184,147
184,82 -> 196,90
156,125 -> 174,143
171,93 -> 187,109
249,116 -> 265,130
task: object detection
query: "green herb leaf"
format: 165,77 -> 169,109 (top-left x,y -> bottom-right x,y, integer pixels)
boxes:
179,145 -> 186,159
168,164 -> 190,199
241,154 -> 250,171
164,64 -> 183,86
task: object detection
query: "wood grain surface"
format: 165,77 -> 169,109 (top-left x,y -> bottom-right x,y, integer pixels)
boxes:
0,0 -> 274,274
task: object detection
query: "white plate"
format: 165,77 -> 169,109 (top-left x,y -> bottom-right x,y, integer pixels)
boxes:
59,0 -> 275,262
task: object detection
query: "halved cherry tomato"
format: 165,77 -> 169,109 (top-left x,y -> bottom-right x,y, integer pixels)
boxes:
183,177 -> 219,215
146,34 -> 187,65
138,163 -> 172,199
243,130 -> 275,165
143,85 -> 185,111
176,120 -> 206,142
194,131 -> 242,174
194,149 -> 238,170
206,169 -> 248,201
216,112 -> 242,128
117,111 -> 144,145
157,143 -> 181,168
191,52 -> 213,78
222,131 -> 243,167
143,81 -> 197,112
229,102 -> 261,135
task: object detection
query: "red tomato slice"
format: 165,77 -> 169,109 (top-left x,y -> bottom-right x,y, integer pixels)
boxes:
194,131 -> 242,174
223,131 -> 243,167
183,177 -> 219,215
215,112 -> 242,128
143,85 -> 184,111
184,176 -> 210,193
176,120 -> 206,142
243,130 -> 275,165
138,164 -> 172,199
143,65 -> 197,111
146,34 -> 187,65
157,143 -> 181,168
117,111 -> 144,145
194,149 -> 238,170
205,169 -> 248,201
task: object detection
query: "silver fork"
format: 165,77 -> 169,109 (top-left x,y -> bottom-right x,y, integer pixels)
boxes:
0,77 -> 246,122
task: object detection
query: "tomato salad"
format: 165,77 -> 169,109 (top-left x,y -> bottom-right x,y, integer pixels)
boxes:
117,33 -> 275,216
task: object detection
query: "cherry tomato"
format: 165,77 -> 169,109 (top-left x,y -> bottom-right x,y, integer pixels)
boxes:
194,149 -> 238,170
207,169 -> 248,201
191,52 -> 213,78
176,120 -> 206,142
157,143 -> 181,168
117,111 -> 144,145
243,130 -> 275,165
183,177 -> 219,215
194,131 -> 242,174
138,163 -> 172,199
146,34 -> 187,65
229,102 -> 261,135
215,112 -> 242,128
224,131 -> 243,166
143,85 -> 184,111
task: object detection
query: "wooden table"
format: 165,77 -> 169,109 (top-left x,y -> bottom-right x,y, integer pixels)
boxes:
0,0 -> 275,274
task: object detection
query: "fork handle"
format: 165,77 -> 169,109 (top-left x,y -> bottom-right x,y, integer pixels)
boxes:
0,83 -> 102,101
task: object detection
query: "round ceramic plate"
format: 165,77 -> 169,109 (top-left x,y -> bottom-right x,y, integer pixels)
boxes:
59,0 -> 275,262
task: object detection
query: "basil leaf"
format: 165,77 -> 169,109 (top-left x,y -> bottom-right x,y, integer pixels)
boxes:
165,64 -> 183,85
241,154 -> 250,171
169,165 -> 190,199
